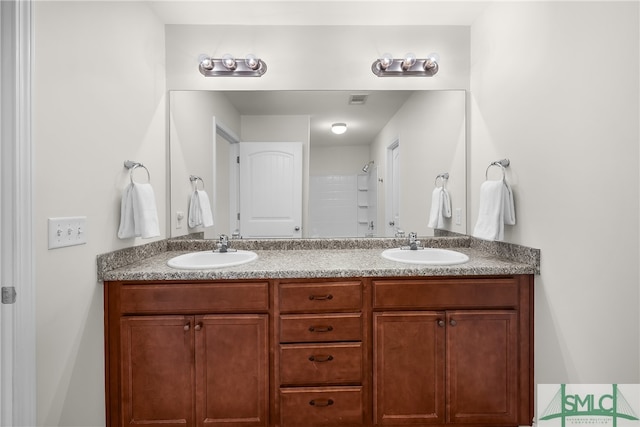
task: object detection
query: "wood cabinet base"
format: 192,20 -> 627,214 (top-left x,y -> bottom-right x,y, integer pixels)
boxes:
104,275 -> 533,427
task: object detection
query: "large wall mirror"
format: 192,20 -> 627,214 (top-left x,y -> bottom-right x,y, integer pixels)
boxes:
169,90 -> 466,239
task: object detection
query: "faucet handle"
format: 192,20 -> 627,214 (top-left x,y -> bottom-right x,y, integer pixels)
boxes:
408,232 -> 418,242
219,234 -> 229,244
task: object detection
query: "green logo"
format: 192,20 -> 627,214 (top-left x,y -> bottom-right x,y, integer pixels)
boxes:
539,384 -> 639,427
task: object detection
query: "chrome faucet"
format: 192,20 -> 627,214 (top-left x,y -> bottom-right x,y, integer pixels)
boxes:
407,232 -> 422,250
217,234 -> 230,252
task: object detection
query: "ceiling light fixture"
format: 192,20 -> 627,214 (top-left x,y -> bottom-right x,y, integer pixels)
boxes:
372,52 -> 440,77
198,53 -> 267,77
331,123 -> 347,135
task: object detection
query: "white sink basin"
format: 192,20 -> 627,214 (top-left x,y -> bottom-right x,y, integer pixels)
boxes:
167,250 -> 258,270
381,247 -> 469,266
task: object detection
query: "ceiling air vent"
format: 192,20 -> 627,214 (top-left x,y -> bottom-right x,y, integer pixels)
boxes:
348,94 -> 369,105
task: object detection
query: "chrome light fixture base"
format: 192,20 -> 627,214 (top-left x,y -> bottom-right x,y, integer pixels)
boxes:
199,56 -> 267,77
371,55 -> 439,77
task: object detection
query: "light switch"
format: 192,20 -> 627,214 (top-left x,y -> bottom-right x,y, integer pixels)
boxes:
48,216 -> 87,249
454,208 -> 462,226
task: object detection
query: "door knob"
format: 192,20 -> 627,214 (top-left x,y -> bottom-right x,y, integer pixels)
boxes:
294,226 -> 300,231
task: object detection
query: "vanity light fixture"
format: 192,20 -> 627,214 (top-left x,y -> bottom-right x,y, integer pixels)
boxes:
372,52 -> 440,77
198,53 -> 267,77
331,123 -> 347,135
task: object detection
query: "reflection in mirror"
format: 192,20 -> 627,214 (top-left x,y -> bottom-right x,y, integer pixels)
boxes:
169,90 -> 466,239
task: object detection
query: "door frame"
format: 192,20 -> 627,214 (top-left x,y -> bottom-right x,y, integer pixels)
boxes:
385,139 -> 400,237
0,0 -> 37,425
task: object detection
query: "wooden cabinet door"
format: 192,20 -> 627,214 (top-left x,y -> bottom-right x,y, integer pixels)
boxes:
373,311 -> 446,425
446,310 -> 518,425
120,316 -> 195,427
195,314 -> 269,427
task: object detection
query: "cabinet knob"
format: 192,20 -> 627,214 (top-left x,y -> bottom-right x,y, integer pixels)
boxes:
449,319 -> 457,326
184,323 -> 190,331
194,322 -> 203,331
437,319 -> 445,327
309,399 -> 334,407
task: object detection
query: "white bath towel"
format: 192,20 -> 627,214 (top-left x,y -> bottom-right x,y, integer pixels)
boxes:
117,183 -> 160,239
188,190 -> 214,228
117,183 -> 136,239
472,180 -> 516,241
428,187 -> 452,229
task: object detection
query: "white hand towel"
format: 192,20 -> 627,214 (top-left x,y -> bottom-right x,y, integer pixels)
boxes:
441,188 -> 452,220
188,190 -> 214,228
472,180 -> 516,241
197,190 -> 214,227
131,183 -> 160,238
117,183 -> 136,239
502,181 -> 516,226
428,188 -> 452,229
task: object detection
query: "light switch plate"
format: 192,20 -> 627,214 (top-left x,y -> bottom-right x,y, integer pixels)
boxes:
48,216 -> 87,249
454,208 -> 462,226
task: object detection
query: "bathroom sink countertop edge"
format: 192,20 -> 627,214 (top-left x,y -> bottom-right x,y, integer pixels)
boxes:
100,246 -> 537,282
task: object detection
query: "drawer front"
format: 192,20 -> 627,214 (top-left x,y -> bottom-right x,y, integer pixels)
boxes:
280,313 -> 362,343
119,282 -> 269,314
280,386 -> 363,427
280,343 -> 363,386
373,278 -> 519,309
279,281 -> 362,313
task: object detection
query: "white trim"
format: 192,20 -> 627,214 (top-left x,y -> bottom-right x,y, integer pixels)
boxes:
385,139 -> 400,237
0,1 -> 36,426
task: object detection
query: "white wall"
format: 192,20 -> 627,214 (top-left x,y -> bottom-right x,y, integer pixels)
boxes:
33,1 -> 166,425
371,90 -> 467,236
470,2 -> 639,383
165,25 -> 470,91
169,91 -> 240,238
310,145 -> 370,175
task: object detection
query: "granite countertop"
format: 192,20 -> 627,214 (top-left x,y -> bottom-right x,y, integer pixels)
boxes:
98,236 -> 540,282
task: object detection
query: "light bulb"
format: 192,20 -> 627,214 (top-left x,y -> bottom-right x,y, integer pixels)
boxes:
424,52 -> 440,72
401,53 -> 416,70
198,55 -> 214,71
379,53 -> 394,70
221,54 -> 237,70
245,54 -> 260,70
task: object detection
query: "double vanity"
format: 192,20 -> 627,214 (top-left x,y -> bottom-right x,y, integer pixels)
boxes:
99,235 -> 539,427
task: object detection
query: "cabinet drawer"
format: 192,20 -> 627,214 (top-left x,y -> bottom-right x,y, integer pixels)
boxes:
279,281 -> 362,313
280,343 -> 362,386
119,282 -> 269,314
280,313 -> 362,343
373,278 -> 519,309
280,386 -> 363,427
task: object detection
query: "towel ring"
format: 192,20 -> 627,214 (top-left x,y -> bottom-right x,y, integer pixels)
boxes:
190,175 -> 205,191
485,159 -> 510,180
124,160 -> 151,184
434,172 -> 449,188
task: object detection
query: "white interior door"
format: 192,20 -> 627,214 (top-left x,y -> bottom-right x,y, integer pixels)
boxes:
239,142 -> 303,238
